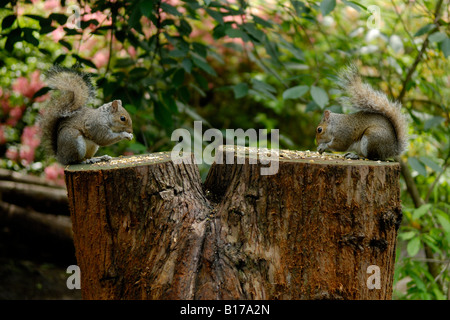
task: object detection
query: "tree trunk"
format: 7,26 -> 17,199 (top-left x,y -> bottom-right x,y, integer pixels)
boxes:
65,147 -> 402,300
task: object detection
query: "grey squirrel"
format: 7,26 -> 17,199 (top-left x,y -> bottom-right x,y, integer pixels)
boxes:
316,65 -> 408,160
39,66 -> 133,165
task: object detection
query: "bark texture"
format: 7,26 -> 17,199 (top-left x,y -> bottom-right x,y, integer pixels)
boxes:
65,148 -> 402,300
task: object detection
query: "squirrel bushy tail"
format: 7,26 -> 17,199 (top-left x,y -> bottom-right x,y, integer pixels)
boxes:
39,66 -> 96,156
338,64 -> 409,155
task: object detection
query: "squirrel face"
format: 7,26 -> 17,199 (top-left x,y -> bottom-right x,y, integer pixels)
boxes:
315,110 -> 331,146
109,100 -> 133,134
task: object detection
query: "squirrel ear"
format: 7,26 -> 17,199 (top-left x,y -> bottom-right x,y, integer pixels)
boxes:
111,100 -> 119,112
323,110 -> 331,120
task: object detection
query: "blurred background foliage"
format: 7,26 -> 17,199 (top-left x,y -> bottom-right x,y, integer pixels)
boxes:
0,0 -> 449,299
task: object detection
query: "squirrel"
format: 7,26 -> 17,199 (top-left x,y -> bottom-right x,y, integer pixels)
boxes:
39,65 -> 133,165
315,64 -> 408,161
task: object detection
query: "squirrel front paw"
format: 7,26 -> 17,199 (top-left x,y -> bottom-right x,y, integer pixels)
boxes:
317,144 -> 328,154
83,155 -> 112,164
121,132 -> 133,141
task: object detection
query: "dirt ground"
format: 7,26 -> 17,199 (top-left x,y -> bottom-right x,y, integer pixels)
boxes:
0,226 -> 81,300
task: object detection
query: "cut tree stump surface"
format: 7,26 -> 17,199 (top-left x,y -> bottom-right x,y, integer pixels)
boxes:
65,147 -> 402,300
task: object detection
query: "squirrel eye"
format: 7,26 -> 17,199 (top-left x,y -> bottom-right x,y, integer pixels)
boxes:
317,127 -> 323,133
120,116 -> 126,122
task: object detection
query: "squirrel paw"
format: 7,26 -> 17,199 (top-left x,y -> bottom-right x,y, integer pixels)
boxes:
344,152 -> 360,160
317,144 -> 327,154
83,155 -> 112,164
122,132 -> 133,141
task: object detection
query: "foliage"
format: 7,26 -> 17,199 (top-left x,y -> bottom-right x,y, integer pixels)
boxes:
0,0 -> 449,299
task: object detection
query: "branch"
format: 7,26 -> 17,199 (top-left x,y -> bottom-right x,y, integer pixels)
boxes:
425,162 -> 449,203
397,0 -> 444,103
0,201 -> 72,242
394,0 -> 445,284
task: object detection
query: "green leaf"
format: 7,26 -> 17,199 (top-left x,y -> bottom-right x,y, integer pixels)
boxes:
252,79 -> 277,94
252,14 -> 273,28
193,71 -> 208,90
419,156 -> 443,173
23,29 -> 39,46
398,230 -> 417,241
168,49 -> 187,58
192,56 -> 217,76
407,236 -> 421,257
128,142 -> 148,153
129,67 -> 147,80
178,19 -> 192,36
139,0 -> 154,18
283,85 -> 309,100
154,101 -> 173,129
182,58 -> 193,73
115,58 -> 135,68
413,24 -> 435,37
172,68 -> 185,87
32,86 -> 51,99
320,0 -> 336,16
192,42 -> 207,58
160,2 -> 181,16
225,27 -> 249,41
408,157 -> 427,176
59,39 -> 72,50
2,14 -> 16,29
49,13 -> 68,25
232,83 -> 249,99
54,54 -> 66,64
205,8 -> 224,25
435,210 -> 450,243
428,31 -> 446,43
422,234 -> 441,255
5,28 -> 22,52
424,115 -> 444,129
162,92 -> 179,114
310,86 -> 329,108
412,204 -> 432,220
441,37 -> 450,58
72,54 -> 97,69
243,23 -> 264,43
342,0 -> 366,11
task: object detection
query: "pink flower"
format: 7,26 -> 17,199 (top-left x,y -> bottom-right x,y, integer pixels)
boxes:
0,125 -> 7,145
79,37 -> 97,53
5,146 -> 19,161
19,145 -> 35,166
21,125 -> 41,149
12,71 -> 46,101
92,49 -> 110,68
1,93 -> 11,113
127,46 -> 137,58
51,25 -> 65,43
12,77 -> 31,97
6,106 -> 24,126
44,0 -> 60,10
44,163 -> 65,185
82,6 -> 112,29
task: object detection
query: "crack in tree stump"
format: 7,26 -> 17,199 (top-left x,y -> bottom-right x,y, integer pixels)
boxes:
64,147 -> 402,300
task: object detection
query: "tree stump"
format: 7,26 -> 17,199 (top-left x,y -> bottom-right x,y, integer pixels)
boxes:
64,147 -> 402,300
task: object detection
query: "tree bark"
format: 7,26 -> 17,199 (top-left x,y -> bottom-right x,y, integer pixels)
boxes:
0,201 -> 72,242
65,147 -> 402,300
0,180 -> 69,216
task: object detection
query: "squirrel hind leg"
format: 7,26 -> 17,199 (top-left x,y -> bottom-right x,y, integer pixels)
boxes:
57,129 -> 86,165
344,152 -> 360,160
360,127 -> 397,161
